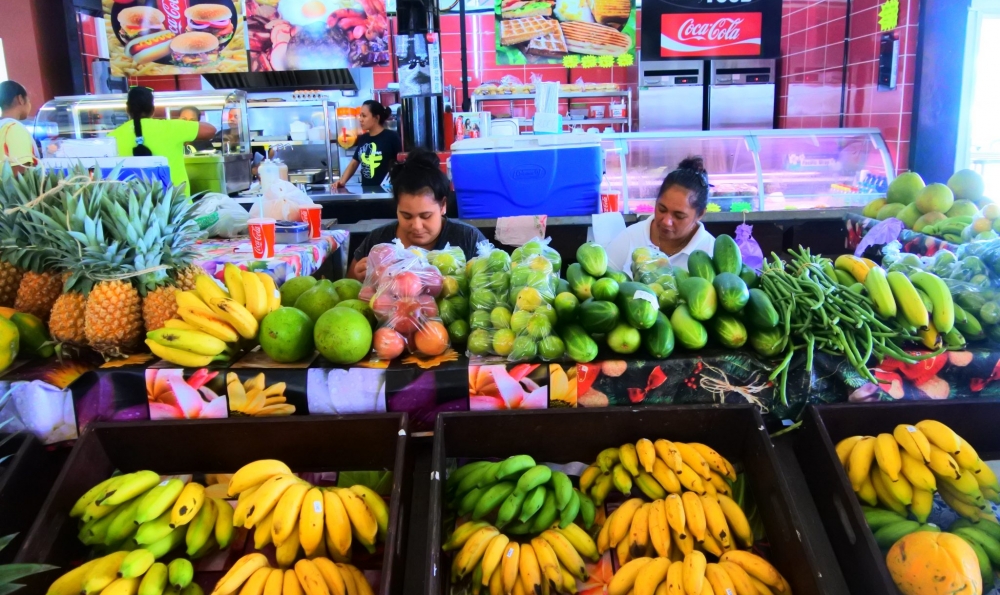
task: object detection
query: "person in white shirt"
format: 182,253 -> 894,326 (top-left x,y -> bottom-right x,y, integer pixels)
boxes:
606,156 -> 716,274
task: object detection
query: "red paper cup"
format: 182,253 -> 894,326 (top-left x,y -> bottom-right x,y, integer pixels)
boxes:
299,204 -> 323,240
248,217 -> 276,258
601,192 -> 621,212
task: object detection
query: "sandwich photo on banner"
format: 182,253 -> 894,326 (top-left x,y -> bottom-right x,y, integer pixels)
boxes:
104,0 -> 249,76
495,0 -> 635,64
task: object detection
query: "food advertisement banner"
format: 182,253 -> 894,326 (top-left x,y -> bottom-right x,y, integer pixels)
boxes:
641,0 -> 781,60
246,0 -> 390,70
495,0 -> 637,65
105,0 -> 249,76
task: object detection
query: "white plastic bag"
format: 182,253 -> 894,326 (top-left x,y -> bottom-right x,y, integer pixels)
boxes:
249,179 -> 314,220
191,193 -> 250,238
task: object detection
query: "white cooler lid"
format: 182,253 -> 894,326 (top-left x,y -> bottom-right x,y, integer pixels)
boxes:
450,134 -> 602,153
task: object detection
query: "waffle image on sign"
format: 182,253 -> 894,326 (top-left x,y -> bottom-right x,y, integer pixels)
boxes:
526,29 -> 569,57
500,16 -> 560,45
501,0 -> 554,18
590,0 -> 630,29
560,21 -> 630,55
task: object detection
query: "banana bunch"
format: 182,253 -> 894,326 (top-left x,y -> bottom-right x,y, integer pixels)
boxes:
442,521 -> 598,595
950,519 -> 1000,587
220,264 -> 281,324
446,456 -> 593,534
70,471 -> 233,559
209,553 -> 374,595
227,373 -> 295,417
607,551 -> 791,595
580,440 -> 737,506
597,494 -> 753,567
46,550 -> 199,595
836,420 -> 1000,524
919,216 -> 974,242
227,460 -> 388,564
863,506 -> 942,549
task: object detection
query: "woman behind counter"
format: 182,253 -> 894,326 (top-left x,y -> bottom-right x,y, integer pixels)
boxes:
333,100 -> 401,189
109,87 -> 217,196
606,157 -> 716,274
348,149 -> 487,280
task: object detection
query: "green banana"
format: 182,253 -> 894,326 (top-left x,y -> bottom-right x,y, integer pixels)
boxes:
887,271 -> 929,329
635,470 -> 667,500
146,526 -> 186,559
447,461 -> 491,493
864,267 -> 896,319
597,448 -> 620,473
168,558 -> 194,588
497,455 -> 536,480
184,497 -> 218,557
472,482 -> 517,521
81,504 -> 122,545
135,510 -> 175,545
519,486 -> 547,523
138,563 -> 168,595
862,507 -> 908,530
969,520 -> 1000,542
944,328 -> 967,350
910,270 -> 955,333
955,527 -> 1000,565
919,523 -> 941,532
916,288 -> 934,313
119,549 -> 155,579
874,520 -> 921,549
180,584 -> 204,595
458,487 -> 485,516
516,466 -> 553,494
506,518 -> 533,535
956,533 -> 993,585
558,489 -> 580,529
105,497 -> 143,545
956,311 -> 985,339
455,464 -> 493,497
135,479 -> 185,525
100,471 -> 161,506
496,489 -> 528,529
612,464 -> 633,496
577,490 -> 596,529
550,472 -> 573,510
530,491 -> 558,533
477,462 -> 503,488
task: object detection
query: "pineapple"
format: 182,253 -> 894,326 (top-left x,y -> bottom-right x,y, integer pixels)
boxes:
13,272 -> 62,320
85,279 -> 143,356
0,263 -> 23,307
175,265 -> 203,292
49,291 -> 88,346
142,285 -> 177,332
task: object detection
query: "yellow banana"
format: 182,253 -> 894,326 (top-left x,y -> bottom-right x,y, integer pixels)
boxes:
708,472 -> 733,498
207,297 -> 258,340
910,488 -> 934,523
648,499 -> 672,558
665,494 -> 687,538
101,577 -> 140,595
195,274 -> 229,302
673,443 -> 713,481
870,466 -> 907,515
676,462 -> 706,494
975,459 -> 1000,491
558,566 -> 576,595
284,570 -> 305,595
579,466 -> 601,494
145,340 -> 215,368
834,436 -> 864,469
311,558 -> 346,595
170,482 -> 205,527
847,436 -> 877,491
164,319 -> 197,331
454,526 -> 500,581
705,564 -> 737,595
717,494 -> 753,548
349,485 -> 389,540
233,485 -> 260,527
147,328 -> 228,356
857,474 -> 878,506
688,443 -> 736,481
259,569 -> 282,595
941,469 -> 984,499
597,514 -> 611,554
681,492 -> 706,542
748,577 -> 776,595
619,443 -> 641,477
518,543 -> 542,595
636,439 -> 657,474
275,525 -> 300,569
672,527 -> 694,556
928,445 -> 962,479
887,271 -> 929,329
70,477 -> 121,518
879,466 -> 913,505
299,487 -> 325,556
954,439 -> 980,470
246,474 -> 298,528
333,488 -> 378,553
254,510 -> 275,549
899,451 -> 936,491
608,558 -> 653,595
700,494 -> 732,549
211,553 -> 268,595
272,482 -> 310,547
718,552 -> 784,593
224,264 -> 246,306
176,307 -> 239,343
555,524 -> 599,562
502,541 -> 521,594
340,565 -> 373,595
613,464 -> 633,495
616,534 -> 631,567
541,530 -> 587,581
917,323 -> 940,350
324,489 -> 353,558
255,272 -> 281,313
213,497 -> 234,549
229,459 -> 292,496
241,270 -> 269,321
864,266 -> 896,319
719,561 -> 757,595
176,291 -> 214,315
591,471 -> 614,506
834,255 -> 871,283
80,551 -> 130,595
530,537 -> 562,590
654,440 -> 684,472
651,459 -> 682,494
47,556 -> 107,595
874,433 -> 902,481
665,561 -> 684,595
138,563 -> 168,595
893,425 -> 931,463
610,498 -> 644,548
629,503 -> 651,559
683,550 -> 707,595
909,271 -> 954,333
633,557 -> 670,595
334,564 -> 355,595
293,560 -> 330,595
481,534 -> 511,586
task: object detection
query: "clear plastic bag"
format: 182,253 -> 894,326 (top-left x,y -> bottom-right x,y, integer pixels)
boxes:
190,192 -> 249,238
630,246 -> 672,285
508,237 -> 563,361
249,179 -> 314,220
466,241 -> 512,357
428,245 -> 470,347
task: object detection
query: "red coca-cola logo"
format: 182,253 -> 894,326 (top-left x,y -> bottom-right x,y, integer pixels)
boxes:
661,12 -> 762,57
159,0 -> 188,35
248,223 -> 272,256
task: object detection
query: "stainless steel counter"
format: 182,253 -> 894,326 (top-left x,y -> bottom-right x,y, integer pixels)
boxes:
234,186 -> 392,205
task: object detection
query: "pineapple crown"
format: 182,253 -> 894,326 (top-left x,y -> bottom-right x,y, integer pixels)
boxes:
0,163 -> 71,274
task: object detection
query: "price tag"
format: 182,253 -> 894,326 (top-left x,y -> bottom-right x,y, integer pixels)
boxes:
634,290 -> 658,307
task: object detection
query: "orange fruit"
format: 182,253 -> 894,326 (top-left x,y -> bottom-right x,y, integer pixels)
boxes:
414,320 -> 449,356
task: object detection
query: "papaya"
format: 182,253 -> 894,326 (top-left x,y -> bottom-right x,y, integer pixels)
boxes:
670,304 -> 707,350
713,273 -> 750,314
739,264 -> 759,289
10,312 -> 54,358
687,250 -> 716,282
745,289 -> 779,329
578,299 -> 620,334
644,312 -> 674,359
617,282 -> 659,330
749,326 -> 787,358
0,317 -> 18,373
576,242 -> 608,278
886,531 -> 982,595
567,263 -> 595,302
713,234 -> 742,275
678,277 -> 717,321
561,324 -> 599,363
711,314 -> 747,349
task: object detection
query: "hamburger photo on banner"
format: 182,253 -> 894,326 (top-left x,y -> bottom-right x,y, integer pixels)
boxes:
495,0 -> 635,64
105,0 -> 247,75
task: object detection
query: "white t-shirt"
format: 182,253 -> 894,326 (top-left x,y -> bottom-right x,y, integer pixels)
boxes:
606,216 -> 716,276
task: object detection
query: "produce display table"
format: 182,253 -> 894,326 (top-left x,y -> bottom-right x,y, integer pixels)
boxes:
191,229 -> 349,284
846,212 -> 961,256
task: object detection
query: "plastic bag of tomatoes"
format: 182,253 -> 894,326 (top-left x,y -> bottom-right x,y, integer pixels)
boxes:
364,241 -> 451,360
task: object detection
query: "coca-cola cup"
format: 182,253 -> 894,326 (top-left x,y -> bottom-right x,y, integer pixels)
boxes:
247,218 -> 276,258
299,205 -> 323,240
601,192 -> 621,212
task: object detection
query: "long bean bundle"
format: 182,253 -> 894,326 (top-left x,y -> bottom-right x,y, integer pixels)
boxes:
759,247 -> 943,404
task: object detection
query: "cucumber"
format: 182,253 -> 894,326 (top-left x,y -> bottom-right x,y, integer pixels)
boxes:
678,277 -> 718,321
643,311 -> 675,359
745,288 -> 779,329
670,304 -> 707,350
713,272 -> 750,314
711,314 -> 747,349
713,234 -> 742,275
687,250 -> 716,282
749,326 -> 787,358
739,264 -> 759,289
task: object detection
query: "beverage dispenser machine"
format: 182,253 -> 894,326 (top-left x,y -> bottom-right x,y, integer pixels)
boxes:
638,60 -> 704,131
708,59 -> 776,129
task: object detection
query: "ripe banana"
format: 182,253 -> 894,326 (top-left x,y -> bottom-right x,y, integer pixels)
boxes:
700,494 -> 732,549
636,439 -> 657,474
241,270 -> 269,322
719,561 -> 757,595
609,498 -> 644,548
175,307 -> 239,344
651,460 -> 682,494
954,438 -> 980,470
893,424 -> 931,463
682,550 -> 707,595
910,488 -> 934,523
681,492 -> 707,543
212,553 -> 269,595
284,570 -> 305,595
136,478 -> 186,525
138,563 -> 168,595
262,569 -> 284,595
887,271 -> 929,329
928,445 -> 962,479
635,470 -> 667,501
229,460 -> 292,496
298,487 -> 325,556
195,274 -> 229,303
590,472 -> 614,506
349,485 -> 389,539
909,271 -> 954,333
654,440 -> 684,473
620,443 -> 641,477
835,436 -> 863,469
100,471 -> 160,506
673,443 -> 713,481
834,255 -> 871,283
672,526 -> 694,556
688,443 -> 736,481
870,467 -> 907,516
147,328 -> 229,356
213,497 -> 235,549
207,297 -> 259,340
608,558 -> 653,595
518,542 -> 542,595
578,466 -> 601,494
664,494 -> 687,538
272,482 -> 310,547
164,319 -> 198,331
334,488 -> 378,553
480,534 -> 511,586
145,340 -> 215,368
530,536 -> 562,589
857,475 -> 878,507
246,474 -> 298,528
311,558 -> 345,595
675,462 -> 706,494
648,499 -> 672,558
170,482 -> 205,527
633,557 -> 670,595
224,264 -> 246,306
719,551 -> 785,592
80,551 -> 130,595
874,433 -> 902,482
502,542 -> 521,594
100,577 -> 140,595
70,477 -> 121,518
864,267 -> 896,319
556,523 -> 599,562
597,448 -> 621,473
276,525 -> 300,569
255,511 -> 275,549
665,560 -> 684,595
324,489 -> 353,558
255,272 -> 282,313
628,503 -> 651,559
899,451 -> 937,491
848,436 -> 877,491
717,493 -> 753,548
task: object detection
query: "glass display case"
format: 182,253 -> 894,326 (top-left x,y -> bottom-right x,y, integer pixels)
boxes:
34,90 -> 252,194
600,128 -> 894,214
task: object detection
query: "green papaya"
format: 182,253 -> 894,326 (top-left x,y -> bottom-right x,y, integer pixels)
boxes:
567,263 -> 595,302
561,324 -> 599,363
712,234 -> 742,275
745,289 -> 779,329
713,273 -> 750,314
617,282 -> 659,330
578,299 -> 620,334
687,250 -> 716,282
670,304 -> 708,350
749,326 -> 787,357
644,312 -> 675,359
739,264 -> 759,289
711,314 -> 747,349
678,277 -> 718,321
576,242 -> 608,277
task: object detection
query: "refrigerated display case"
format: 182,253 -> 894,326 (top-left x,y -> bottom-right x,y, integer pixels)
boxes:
34,90 -> 252,194
600,128 -> 894,214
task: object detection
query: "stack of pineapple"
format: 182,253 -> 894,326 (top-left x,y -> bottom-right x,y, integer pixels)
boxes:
0,164 -> 204,357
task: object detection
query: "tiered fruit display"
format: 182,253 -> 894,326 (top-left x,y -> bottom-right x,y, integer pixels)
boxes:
506,239 -> 563,362
466,245 -> 512,358
863,169 -> 996,243
45,551 -> 201,595
429,246 -> 471,347
207,553 -> 374,595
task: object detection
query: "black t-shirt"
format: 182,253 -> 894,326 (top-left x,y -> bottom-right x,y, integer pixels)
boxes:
352,218 -> 488,262
352,129 -> 402,186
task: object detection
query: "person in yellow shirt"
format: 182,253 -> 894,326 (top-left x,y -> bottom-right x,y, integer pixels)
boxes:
109,87 -> 216,196
0,81 -> 39,173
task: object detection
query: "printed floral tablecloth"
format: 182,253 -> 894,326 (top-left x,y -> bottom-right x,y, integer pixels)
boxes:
846,213 -> 961,257
191,230 -> 349,285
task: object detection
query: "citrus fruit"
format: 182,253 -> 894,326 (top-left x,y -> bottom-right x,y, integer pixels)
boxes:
373,327 -> 406,360
448,319 -> 470,344
468,329 -> 491,355
539,335 -> 566,360
492,329 -> 516,356
331,278 -> 362,301
415,320 -> 449,356
527,313 -> 553,339
515,287 -> 543,312
510,336 -> 537,361
471,310 -> 492,330
511,310 -> 532,333
294,280 -> 340,322
314,307 -> 372,364
334,299 -> 376,328
260,307 -> 315,363
491,306 -> 512,329
280,275 -> 318,307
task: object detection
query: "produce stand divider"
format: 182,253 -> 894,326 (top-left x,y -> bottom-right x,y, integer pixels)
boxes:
0,434 -> 68,563
796,400 -> 1000,595
426,406 -> 833,595
14,414 -> 411,595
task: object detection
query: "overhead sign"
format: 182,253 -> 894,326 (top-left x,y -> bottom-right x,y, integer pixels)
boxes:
641,0 -> 780,59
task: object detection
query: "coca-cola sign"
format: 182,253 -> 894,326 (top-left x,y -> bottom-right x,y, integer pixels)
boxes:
661,13 -> 762,56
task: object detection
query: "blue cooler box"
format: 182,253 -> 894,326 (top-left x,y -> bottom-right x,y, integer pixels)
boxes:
450,136 -> 603,218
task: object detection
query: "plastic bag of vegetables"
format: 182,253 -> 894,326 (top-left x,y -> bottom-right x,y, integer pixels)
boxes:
427,245 -> 470,346
466,241 -> 513,357
507,237 -> 564,361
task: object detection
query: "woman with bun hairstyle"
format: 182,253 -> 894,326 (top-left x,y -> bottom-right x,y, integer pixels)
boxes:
606,157 -> 716,273
333,100 -> 401,189
109,87 -> 217,196
347,148 -> 487,280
